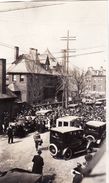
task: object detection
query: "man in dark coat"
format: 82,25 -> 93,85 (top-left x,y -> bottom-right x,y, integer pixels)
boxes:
7,125 -> 14,144
72,163 -> 83,183
32,150 -> 44,174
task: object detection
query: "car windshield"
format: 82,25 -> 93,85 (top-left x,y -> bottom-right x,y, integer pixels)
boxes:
85,125 -> 99,132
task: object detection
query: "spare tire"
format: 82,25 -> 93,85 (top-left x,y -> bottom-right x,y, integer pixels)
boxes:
49,143 -> 58,156
86,135 -> 96,142
86,135 -> 96,149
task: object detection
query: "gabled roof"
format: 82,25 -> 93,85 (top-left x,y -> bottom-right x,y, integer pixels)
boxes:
39,48 -> 58,68
8,82 -> 20,92
7,51 -> 62,76
8,57 -> 52,75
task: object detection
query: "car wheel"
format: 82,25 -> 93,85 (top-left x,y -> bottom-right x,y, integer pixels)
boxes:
63,148 -> 72,160
49,143 -> 58,157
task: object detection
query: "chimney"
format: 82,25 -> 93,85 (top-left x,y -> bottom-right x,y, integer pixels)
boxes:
0,58 -> 6,94
14,46 -> 19,60
29,48 -> 38,61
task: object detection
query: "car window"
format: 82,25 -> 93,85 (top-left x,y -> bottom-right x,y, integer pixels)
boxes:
86,125 -> 99,132
51,131 -> 62,140
58,121 -> 62,127
64,122 -> 68,126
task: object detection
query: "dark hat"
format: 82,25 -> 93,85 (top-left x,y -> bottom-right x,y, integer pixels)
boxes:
77,162 -> 82,167
37,150 -> 42,155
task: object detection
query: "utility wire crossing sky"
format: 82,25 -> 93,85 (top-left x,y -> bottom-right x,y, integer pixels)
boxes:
0,0 -> 107,69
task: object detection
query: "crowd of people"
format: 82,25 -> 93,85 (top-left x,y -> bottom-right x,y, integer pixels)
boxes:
0,101 -> 106,183
0,101 -> 106,138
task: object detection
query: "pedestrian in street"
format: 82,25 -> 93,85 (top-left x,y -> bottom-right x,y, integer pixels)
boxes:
71,162 -> 83,183
84,150 -> 93,166
72,171 -> 83,183
7,125 -> 14,144
74,162 -> 83,173
33,131 -> 43,151
32,150 -> 44,175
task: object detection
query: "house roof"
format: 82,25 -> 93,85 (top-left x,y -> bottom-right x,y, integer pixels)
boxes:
7,50 -> 62,76
8,82 -> 20,92
0,88 -> 16,100
39,48 -> 57,68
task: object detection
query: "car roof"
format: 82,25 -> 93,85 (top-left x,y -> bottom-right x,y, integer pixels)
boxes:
50,127 -> 83,133
95,101 -> 102,105
36,109 -> 52,115
96,98 -> 106,101
86,121 -> 106,127
57,115 -> 80,122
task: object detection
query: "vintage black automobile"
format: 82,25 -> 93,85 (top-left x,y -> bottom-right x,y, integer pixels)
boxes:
49,127 -> 91,160
84,120 -> 106,145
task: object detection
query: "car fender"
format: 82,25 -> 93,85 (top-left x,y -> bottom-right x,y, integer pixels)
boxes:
49,143 -> 58,156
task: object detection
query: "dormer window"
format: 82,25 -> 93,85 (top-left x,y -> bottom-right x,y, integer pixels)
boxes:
12,74 -> 16,82
20,74 -> 24,82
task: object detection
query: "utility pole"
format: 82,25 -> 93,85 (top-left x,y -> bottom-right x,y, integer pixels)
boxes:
61,30 -> 76,108
61,49 -> 67,108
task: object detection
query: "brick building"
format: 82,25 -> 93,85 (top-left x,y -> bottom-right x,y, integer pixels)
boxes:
7,47 -> 63,104
0,59 -> 16,133
85,66 -> 106,97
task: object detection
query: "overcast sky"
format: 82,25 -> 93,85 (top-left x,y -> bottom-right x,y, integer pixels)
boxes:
0,0 -> 107,69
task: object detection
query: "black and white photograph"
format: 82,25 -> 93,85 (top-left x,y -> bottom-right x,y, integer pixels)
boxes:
0,0 -> 107,183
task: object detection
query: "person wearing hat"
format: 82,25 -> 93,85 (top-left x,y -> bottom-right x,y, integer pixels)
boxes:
84,150 -> 93,166
32,150 -> 44,174
7,125 -> 14,144
33,132 -> 43,151
73,162 -> 83,173
71,162 -> 83,183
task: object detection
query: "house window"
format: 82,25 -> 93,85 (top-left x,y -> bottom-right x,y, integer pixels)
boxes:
12,75 -> 16,82
20,74 -> 24,82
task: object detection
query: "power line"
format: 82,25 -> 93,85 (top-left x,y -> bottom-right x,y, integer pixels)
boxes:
0,2 -> 64,13
0,41 -> 105,54
0,0 -> 106,13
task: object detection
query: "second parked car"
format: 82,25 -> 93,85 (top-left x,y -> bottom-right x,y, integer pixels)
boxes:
84,120 -> 106,145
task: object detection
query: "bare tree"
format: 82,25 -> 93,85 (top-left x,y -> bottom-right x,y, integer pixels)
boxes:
69,69 -> 86,101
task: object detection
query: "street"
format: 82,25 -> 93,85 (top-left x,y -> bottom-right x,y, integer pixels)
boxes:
0,132 -> 86,183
